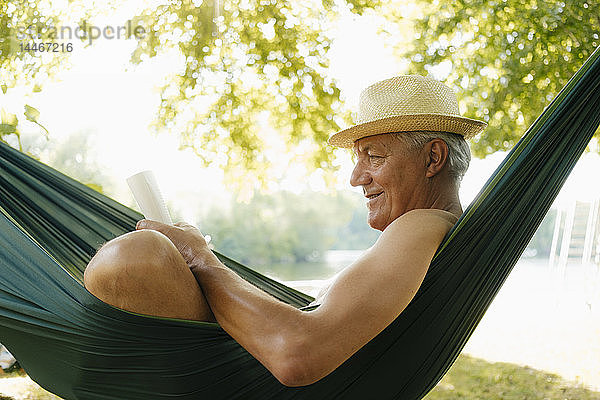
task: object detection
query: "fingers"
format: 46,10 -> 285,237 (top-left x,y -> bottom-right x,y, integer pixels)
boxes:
174,222 -> 199,232
136,219 -> 197,235
137,219 -> 160,230
136,219 -> 205,242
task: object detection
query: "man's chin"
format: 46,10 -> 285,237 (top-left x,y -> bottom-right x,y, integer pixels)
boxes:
367,215 -> 385,232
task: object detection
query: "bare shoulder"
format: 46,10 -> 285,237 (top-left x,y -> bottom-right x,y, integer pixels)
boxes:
308,208 -> 460,374
376,208 -> 458,247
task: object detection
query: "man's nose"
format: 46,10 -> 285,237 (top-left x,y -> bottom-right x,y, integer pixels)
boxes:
350,162 -> 371,187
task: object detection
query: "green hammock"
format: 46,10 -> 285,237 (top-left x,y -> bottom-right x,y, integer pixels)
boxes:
1,45 -> 599,399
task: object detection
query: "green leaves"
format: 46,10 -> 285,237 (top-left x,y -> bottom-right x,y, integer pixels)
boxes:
24,104 -> 49,137
0,123 -> 16,135
128,0 -> 378,191
0,108 -> 18,141
0,0 -> 72,92
23,104 -> 40,123
0,119 -> 20,151
397,0 -> 600,157
0,108 -> 17,125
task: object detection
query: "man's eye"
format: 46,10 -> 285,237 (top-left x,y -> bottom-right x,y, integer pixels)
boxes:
369,155 -> 382,159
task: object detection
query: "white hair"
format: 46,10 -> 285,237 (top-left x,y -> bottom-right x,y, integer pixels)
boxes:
394,131 -> 471,182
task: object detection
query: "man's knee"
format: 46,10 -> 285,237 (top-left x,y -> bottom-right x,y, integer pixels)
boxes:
83,229 -> 215,321
84,230 -> 183,306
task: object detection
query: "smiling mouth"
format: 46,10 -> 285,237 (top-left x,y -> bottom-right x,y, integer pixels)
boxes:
366,192 -> 383,201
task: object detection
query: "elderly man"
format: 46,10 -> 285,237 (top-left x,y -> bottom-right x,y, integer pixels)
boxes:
84,75 -> 486,387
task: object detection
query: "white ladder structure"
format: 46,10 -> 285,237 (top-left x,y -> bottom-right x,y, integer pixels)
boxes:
549,199 -> 600,310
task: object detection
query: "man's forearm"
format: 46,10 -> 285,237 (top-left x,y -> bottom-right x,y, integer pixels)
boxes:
190,255 -> 311,385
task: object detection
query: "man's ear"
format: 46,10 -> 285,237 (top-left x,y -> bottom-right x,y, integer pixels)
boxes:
424,139 -> 449,178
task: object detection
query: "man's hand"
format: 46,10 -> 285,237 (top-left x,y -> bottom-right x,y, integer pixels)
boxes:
135,220 -> 218,272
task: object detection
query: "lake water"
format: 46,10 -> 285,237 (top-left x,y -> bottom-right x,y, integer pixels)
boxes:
252,250 -> 364,297
254,250 -> 363,281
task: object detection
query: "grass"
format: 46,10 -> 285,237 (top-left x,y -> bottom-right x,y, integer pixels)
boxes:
425,355 -> 600,400
0,355 -> 599,399
0,368 -> 61,400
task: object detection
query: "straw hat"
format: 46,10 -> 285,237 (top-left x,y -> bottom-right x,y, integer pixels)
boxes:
328,75 -> 487,148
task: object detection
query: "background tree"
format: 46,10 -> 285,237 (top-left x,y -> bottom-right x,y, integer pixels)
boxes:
0,0 -> 116,147
20,129 -> 115,193
0,1 -> 68,90
201,190 -> 378,265
0,0 -> 60,147
127,0 -> 379,191
392,0 -> 599,157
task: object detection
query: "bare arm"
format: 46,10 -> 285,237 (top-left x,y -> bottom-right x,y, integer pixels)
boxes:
137,209 -> 455,386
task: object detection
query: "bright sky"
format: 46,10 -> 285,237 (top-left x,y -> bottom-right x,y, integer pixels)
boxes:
4,1 -> 600,223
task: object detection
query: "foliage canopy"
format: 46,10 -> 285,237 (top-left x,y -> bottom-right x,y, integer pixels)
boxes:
397,0 -> 600,157
2,0 -> 599,185
127,0 -> 379,189
0,0 -> 113,148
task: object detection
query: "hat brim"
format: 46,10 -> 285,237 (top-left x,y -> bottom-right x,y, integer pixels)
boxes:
328,114 -> 487,148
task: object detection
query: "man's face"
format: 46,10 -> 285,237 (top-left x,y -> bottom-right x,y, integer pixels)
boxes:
350,134 -> 426,231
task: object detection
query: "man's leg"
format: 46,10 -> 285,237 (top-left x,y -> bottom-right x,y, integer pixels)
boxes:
84,229 -> 216,322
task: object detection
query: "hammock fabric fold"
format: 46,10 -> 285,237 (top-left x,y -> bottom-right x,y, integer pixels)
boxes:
0,45 -> 599,399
